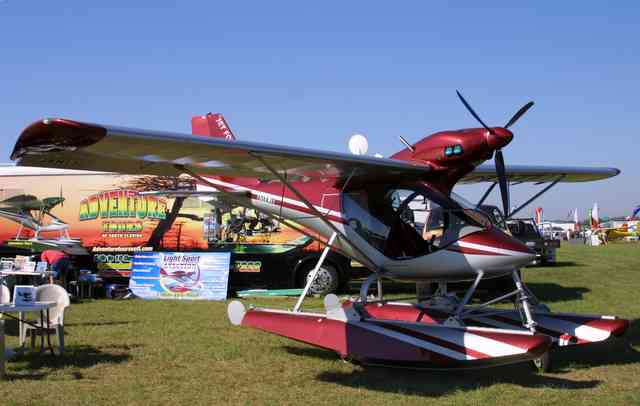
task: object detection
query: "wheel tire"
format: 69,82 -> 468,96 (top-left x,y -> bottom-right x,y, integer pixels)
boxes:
535,303 -> 551,313
297,263 -> 339,296
531,351 -> 552,373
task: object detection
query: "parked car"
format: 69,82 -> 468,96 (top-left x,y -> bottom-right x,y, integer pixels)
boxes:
506,219 -> 559,265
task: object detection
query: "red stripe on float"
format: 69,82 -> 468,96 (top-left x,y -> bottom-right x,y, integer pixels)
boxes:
371,322 -> 491,359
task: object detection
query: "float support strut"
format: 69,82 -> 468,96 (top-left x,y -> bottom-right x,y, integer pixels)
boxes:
512,270 -> 537,331
294,232 -> 338,312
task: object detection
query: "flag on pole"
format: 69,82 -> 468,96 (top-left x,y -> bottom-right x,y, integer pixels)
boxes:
534,207 -> 543,225
573,208 -> 580,232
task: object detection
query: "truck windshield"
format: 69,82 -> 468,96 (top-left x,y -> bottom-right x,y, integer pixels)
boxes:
507,221 -> 540,238
342,183 -> 491,259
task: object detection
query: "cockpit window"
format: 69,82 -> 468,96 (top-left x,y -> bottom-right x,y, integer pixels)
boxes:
342,183 -> 490,259
449,191 -> 477,210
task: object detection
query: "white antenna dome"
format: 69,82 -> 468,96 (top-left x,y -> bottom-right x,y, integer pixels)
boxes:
348,133 -> 368,156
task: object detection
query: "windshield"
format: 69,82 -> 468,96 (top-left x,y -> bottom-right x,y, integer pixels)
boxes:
342,182 -> 491,259
507,220 -> 540,238
449,190 -> 478,210
476,205 -> 508,229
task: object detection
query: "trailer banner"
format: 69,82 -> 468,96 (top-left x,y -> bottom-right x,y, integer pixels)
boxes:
129,252 -> 231,300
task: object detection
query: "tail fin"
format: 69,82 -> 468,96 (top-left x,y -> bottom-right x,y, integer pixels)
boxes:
191,113 -> 236,140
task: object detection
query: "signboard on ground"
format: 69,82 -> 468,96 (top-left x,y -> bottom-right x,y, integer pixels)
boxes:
129,252 -> 231,300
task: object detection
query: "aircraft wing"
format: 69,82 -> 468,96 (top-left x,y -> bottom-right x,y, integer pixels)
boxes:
138,190 -> 225,198
460,163 -> 620,184
0,194 -> 40,207
11,118 -> 430,184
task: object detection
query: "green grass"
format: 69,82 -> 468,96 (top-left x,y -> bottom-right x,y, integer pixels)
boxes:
1,243 -> 639,405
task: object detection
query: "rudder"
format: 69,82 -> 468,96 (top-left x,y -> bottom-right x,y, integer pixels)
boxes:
191,113 -> 236,140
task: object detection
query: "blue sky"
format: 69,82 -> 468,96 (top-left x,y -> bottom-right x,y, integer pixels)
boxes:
1,1 -> 638,219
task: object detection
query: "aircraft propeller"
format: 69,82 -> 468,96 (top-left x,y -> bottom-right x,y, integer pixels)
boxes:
455,91 -> 534,218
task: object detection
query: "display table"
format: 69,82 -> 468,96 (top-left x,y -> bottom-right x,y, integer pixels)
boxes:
0,301 -> 55,379
0,270 -> 53,285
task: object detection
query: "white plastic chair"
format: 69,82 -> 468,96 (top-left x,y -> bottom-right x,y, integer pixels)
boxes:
0,285 -> 9,305
20,284 -> 70,354
0,283 -> 9,323
0,284 -> 9,321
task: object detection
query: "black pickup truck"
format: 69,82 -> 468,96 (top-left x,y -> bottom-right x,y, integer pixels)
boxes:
478,205 -> 559,266
506,218 -> 559,265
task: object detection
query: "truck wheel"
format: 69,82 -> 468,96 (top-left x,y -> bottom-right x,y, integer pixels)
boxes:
535,303 -> 551,313
297,263 -> 339,296
531,351 -> 552,373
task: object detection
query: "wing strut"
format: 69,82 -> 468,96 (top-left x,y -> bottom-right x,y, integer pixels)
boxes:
251,153 -> 381,272
293,232 -> 338,312
506,176 -> 564,220
293,169 -> 361,311
176,165 -> 338,254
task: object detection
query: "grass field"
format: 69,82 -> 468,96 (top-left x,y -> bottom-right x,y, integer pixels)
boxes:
1,243 -> 639,405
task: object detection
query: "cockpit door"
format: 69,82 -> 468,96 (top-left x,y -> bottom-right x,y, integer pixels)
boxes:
342,183 -> 490,260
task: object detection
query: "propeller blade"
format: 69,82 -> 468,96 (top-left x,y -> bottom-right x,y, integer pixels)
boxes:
504,101 -> 534,129
456,90 -> 494,134
495,150 -> 510,218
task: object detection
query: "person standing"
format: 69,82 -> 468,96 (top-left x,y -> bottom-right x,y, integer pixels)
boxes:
40,249 -> 72,287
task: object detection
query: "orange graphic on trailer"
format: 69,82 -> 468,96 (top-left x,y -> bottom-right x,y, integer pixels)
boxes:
79,190 -> 167,239
0,168 -> 321,277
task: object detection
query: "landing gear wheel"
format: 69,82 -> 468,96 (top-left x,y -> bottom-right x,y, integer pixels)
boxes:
298,263 -> 339,296
531,351 -> 552,373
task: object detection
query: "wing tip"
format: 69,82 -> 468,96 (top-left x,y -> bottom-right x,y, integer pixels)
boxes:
597,167 -> 621,181
11,118 -> 107,162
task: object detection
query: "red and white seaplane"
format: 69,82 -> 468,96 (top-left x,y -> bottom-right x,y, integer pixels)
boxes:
10,92 -> 628,370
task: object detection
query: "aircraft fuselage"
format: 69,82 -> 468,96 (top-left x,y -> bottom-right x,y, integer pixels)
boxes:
197,175 -> 534,282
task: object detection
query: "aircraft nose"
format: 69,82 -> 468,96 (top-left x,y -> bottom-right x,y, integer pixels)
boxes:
486,128 -> 514,150
459,228 -> 536,267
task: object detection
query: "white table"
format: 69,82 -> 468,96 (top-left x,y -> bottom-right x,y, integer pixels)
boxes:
0,271 -> 54,326
0,301 -> 55,379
